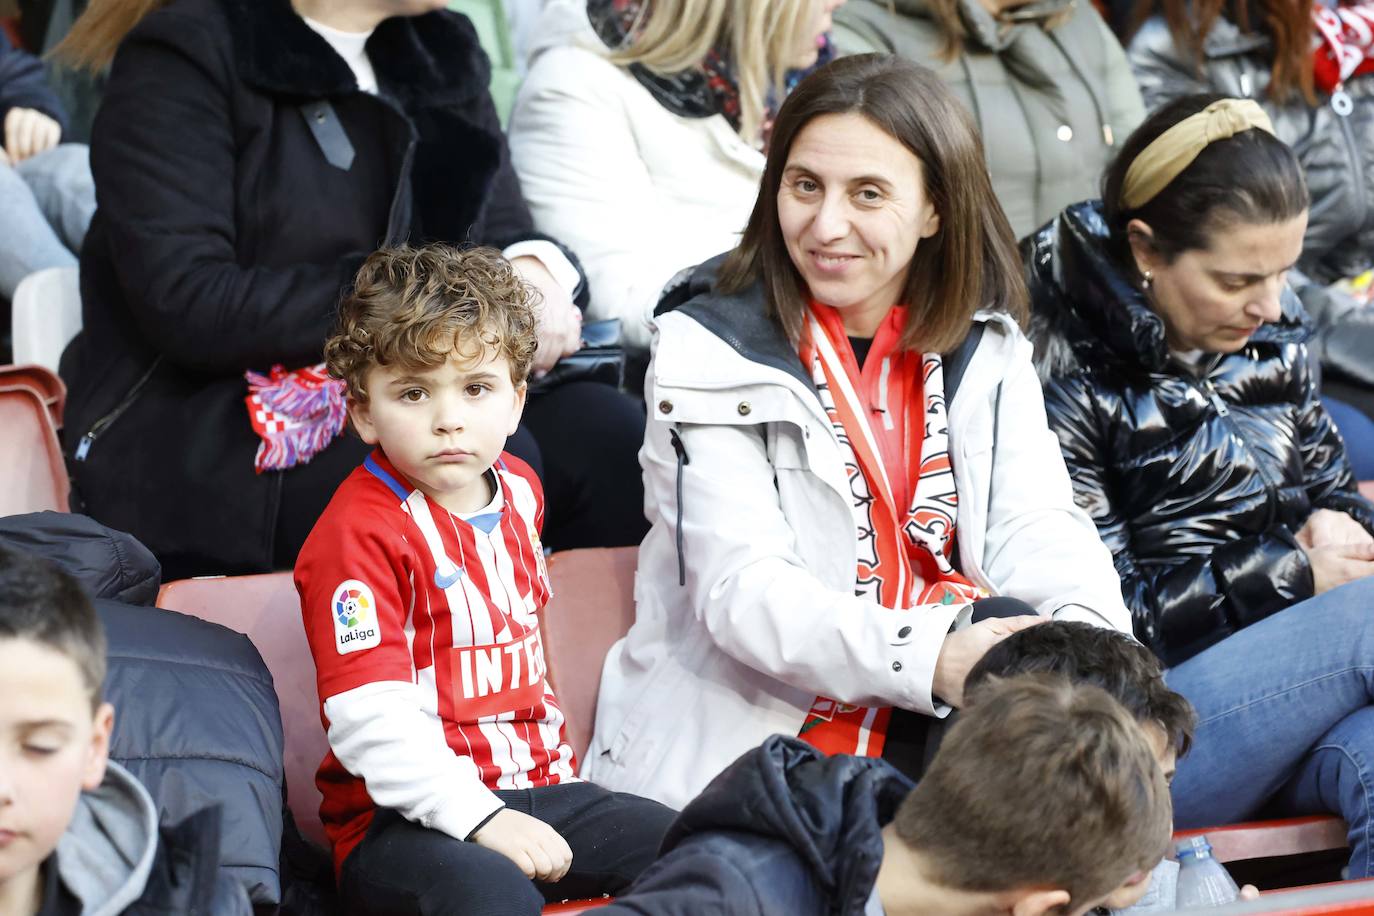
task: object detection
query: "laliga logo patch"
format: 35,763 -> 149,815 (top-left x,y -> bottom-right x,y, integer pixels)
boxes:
332,579 -> 381,654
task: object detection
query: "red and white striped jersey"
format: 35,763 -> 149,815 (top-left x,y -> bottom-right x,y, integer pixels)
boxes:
295,448 -> 577,875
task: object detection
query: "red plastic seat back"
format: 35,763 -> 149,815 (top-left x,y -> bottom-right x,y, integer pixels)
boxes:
1174,814 -> 1347,864
157,573 -> 328,846
0,366 -> 69,515
542,901 -> 611,914
540,548 -> 638,770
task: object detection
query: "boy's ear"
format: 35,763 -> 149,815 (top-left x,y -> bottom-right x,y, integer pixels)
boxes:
508,382 -> 528,436
1007,888 -> 1071,916
83,702 -> 115,791
348,397 -> 380,445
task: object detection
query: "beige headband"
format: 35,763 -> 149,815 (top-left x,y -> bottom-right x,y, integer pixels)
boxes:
1119,99 -> 1276,210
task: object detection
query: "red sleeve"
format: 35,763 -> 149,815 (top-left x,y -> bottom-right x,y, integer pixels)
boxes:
295,488 -> 420,702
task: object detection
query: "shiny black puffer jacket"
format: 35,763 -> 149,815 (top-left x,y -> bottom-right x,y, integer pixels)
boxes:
1025,202 -> 1374,666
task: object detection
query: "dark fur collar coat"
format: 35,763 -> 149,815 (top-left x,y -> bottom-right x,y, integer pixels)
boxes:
1024,202 -> 1374,666
63,0 -> 545,576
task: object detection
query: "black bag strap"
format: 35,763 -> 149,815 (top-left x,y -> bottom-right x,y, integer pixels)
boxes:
942,322 -> 986,407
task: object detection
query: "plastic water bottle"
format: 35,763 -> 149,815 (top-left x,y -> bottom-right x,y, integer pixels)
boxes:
1175,836 -> 1240,907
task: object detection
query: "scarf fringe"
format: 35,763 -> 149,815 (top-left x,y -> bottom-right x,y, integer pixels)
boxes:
245,365 -> 348,473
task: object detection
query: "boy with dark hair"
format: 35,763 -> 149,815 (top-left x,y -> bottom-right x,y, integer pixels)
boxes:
966,620 -> 1195,759
964,621 -> 1258,913
593,673 -> 1174,916
0,545 -> 247,915
297,243 -> 673,916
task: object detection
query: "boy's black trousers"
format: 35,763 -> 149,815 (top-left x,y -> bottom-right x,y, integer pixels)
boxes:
339,781 -> 675,916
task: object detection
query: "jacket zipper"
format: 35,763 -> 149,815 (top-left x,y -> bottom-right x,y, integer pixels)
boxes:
1191,357 -> 1281,525
1333,86 -> 1369,231
74,358 -> 161,461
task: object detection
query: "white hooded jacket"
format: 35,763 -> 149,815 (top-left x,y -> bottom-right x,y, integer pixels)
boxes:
508,0 -> 764,350
582,261 -> 1132,808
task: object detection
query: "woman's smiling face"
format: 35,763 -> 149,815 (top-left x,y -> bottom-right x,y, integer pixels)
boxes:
776,111 -> 940,337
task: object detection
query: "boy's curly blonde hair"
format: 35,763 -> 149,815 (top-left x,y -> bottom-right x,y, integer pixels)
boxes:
325,244 -> 539,403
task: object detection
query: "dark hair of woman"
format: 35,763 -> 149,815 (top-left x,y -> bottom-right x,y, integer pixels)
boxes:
1125,0 -> 1315,103
718,52 -> 1028,355
1101,92 -> 1309,284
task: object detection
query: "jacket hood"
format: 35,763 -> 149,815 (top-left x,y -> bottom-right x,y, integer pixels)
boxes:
54,761 -> 160,916
662,736 -> 912,912
0,513 -> 161,606
219,0 -> 488,104
655,253 -> 1015,403
525,0 -> 606,66
889,0 -> 1076,51
1025,200 -> 1308,378
656,254 -> 817,395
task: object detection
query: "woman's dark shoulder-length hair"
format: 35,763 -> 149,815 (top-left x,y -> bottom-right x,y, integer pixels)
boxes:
718,53 -> 1028,355
1100,93 -> 1308,281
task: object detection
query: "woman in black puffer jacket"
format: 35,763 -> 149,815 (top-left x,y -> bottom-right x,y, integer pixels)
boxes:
1126,0 -> 1374,420
1026,94 -> 1374,877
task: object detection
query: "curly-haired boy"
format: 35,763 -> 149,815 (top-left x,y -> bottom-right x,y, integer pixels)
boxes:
296,244 -> 674,915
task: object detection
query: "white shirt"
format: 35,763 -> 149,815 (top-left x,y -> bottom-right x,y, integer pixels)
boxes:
303,16 -> 379,94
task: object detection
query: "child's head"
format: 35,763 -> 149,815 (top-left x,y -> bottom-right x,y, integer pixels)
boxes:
963,622 -> 1196,910
0,547 -> 114,890
894,673 -> 1173,916
966,621 -> 1195,763
324,244 -> 540,511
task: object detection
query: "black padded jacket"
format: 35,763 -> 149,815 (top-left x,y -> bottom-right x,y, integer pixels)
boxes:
1024,202 -> 1374,667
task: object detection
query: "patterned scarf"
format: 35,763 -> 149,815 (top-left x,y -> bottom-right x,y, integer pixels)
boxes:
796,304 -> 984,757
1313,0 -> 1374,95
245,364 -> 348,473
584,0 -> 833,145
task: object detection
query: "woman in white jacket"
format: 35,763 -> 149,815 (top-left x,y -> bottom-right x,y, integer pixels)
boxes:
509,0 -> 845,351
582,54 -> 1133,809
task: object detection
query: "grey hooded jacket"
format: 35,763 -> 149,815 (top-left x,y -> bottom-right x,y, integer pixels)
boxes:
54,760 -> 251,915
834,0 -> 1145,240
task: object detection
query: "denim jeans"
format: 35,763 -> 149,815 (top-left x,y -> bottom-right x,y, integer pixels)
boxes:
1166,575 -> 1374,877
1323,396 -> 1374,481
0,143 -> 95,299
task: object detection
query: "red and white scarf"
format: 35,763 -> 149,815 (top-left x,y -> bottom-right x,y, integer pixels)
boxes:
244,364 -> 348,473
796,304 -> 984,758
1314,0 -> 1374,95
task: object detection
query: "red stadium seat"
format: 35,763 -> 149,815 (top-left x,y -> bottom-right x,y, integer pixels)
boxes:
157,573 -> 329,847
0,365 -> 69,515
541,901 -> 611,914
541,547 -> 639,769
1224,879 -> 1374,913
159,561 -> 632,914
0,362 -> 66,426
1174,814 -> 1348,865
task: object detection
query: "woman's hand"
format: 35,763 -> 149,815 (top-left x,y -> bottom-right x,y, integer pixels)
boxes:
1296,509 -> 1374,593
932,615 -> 1045,708
1297,508 -> 1374,550
511,255 -> 582,377
471,808 -> 573,882
4,107 -> 62,164
1302,542 -> 1374,595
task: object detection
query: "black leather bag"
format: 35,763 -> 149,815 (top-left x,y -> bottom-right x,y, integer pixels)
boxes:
528,318 -> 626,394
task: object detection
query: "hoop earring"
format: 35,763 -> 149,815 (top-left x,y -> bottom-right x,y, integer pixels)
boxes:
1141,269 -> 1153,291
